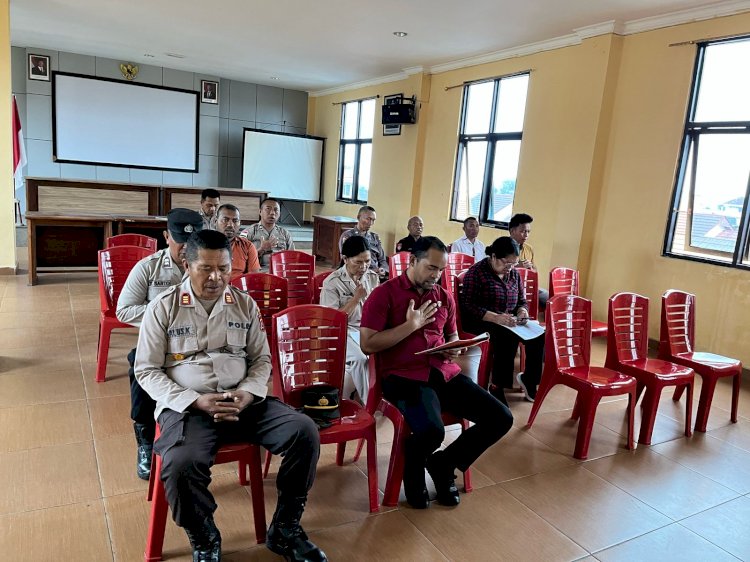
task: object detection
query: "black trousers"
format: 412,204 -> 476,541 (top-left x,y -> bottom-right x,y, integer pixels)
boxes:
479,324 -> 545,389
128,347 -> 156,426
381,371 -> 512,477
155,398 -> 320,530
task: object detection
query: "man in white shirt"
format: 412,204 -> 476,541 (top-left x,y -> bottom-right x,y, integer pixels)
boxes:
451,217 -> 486,258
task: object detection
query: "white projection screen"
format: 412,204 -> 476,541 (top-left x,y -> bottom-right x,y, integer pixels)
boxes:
53,73 -> 199,172
241,129 -> 324,202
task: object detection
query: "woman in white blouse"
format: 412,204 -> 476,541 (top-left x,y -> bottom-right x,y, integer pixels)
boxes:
320,236 -> 379,404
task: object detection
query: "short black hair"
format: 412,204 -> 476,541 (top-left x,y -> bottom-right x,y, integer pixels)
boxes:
411,236 -> 447,261
261,197 -> 280,208
509,213 -> 533,230
201,188 -> 221,201
463,216 -> 479,227
357,205 -> 376,217
341,235 -> 371,258
217,203 -> 240,216
185,230 -> 231,264
486,236 -> 519,259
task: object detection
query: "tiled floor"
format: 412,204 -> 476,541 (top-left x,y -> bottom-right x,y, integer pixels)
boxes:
1,270 -> 749,561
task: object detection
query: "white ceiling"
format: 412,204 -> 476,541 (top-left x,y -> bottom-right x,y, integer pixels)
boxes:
10,0 -> 749,93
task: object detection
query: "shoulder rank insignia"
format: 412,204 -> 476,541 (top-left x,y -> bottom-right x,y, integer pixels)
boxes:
181,292 -> 192,306
224,292 -> 235,304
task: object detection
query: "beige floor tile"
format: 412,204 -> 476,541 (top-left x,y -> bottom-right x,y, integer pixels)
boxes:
593,397 -> 687,446
658,390 -> 736,432
0,295 -> 73,313
0,326 -> 78,350
83,368 -> 131,398
404,484 -> 587,561
0,400 -> 92,452
0,441 -> 101,515
0,344 -> 82,377
2,282 -> 71,299
472,426 -> 577,483
107,472 -> 264,562
681,496 -> 750,560
0,369 -> 86,408
0,500 -> 112,561
89,395 -> 133,440
595,523 -> 737,561
70,294 -> 102,310
707,417 -> 750,452
0,310 -> 75,329
501,465 -> 671,553
583,448 -> 739,520
652,433 -> 750,494
525,409 -> 630,461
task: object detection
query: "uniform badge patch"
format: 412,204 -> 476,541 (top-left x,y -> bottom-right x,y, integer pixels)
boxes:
172,353 -> 185,361
184,225 -> 194,233
224,292 -> 235,304
181,293 -> 192,306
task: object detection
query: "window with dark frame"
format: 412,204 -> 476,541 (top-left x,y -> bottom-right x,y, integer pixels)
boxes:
337,98 -> 376,204
664,37 -> 750,268
451,72 -> 530,226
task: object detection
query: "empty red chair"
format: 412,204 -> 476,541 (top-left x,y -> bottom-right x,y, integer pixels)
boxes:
549,267 -> 607,338
659,290 -> 741,432
389,251 -> 411,279
231,273 -> 288,338
527,295 -> 637,460
451,272 -> 493,390
96,246 -> 153,382
440,252 -> 475,290
145,429 -> 266,562
516,268 -> 540,374
269,250 -> 315,307
271,305 -> 379,513
106,233 -> 158,252
311,270 -> 334,304
605,292 -> 694,445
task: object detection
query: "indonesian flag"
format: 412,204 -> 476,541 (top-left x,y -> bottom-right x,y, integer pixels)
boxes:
12,95 -> 26,193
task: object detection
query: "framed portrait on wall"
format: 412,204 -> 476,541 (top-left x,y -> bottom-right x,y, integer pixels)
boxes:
201,80 -> 219,104
28,54 -> 51,81
383,93 -> 402,136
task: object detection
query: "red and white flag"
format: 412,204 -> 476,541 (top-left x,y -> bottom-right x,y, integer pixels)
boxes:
12,95 -> 26,193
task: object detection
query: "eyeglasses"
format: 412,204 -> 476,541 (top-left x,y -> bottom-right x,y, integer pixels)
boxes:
494,256 -> 518,268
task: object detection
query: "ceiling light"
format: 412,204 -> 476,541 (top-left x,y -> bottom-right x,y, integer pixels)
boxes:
393,31 -> 408,37
164,52 -> 186,58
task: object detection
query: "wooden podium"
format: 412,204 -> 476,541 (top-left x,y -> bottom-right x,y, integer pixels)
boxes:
312,215 -> 357,267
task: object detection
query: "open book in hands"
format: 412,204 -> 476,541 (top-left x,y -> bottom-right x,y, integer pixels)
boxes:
500,319 -> 545,341
414,332 -> 490,355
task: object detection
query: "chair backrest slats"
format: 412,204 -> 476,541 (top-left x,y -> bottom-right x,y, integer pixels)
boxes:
607,292 -> 650,363
546,295 -> 592,370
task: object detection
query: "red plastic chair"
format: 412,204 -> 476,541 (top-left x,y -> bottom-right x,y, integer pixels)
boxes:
451,272 -> 493,390
106,233 -> 158,252
270,251 -> 315,307
389,251 -> 411,279
231,273 -> 288,339
145,427 -> 266,562
440,252 -> 475,290
605,292 -> 694,445
516,268 -> 540,374
96,246 -> 153,382
549,267 -> 607,338
659,290 -> 741,432
527,295 -> 637,460
311,270 -> 334,304
271,305 -> 379,513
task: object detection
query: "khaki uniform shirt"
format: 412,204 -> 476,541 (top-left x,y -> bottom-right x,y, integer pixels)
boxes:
338,228 -> 387,271
116,249 -> 184,327
240,223 -> 295,270
320,266 -> 379,328
134,278 -> 271,419
199,209 -> 217,231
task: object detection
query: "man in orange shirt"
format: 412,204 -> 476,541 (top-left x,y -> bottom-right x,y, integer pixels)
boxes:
216,204 -> 260,279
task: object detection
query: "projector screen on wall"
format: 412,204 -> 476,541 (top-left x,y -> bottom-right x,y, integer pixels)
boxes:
241,129 -> 324,203
53,72 -> 199,172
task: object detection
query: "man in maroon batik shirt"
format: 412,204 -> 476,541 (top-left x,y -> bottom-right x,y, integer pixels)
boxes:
360,236 -> 512,509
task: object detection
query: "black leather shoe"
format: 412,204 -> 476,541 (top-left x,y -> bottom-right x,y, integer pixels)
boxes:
267,497 -> 327,562
133,422 -> 154,480
405,486 -> 429,509
426,450 -> 460,506
185,518 -> 222,562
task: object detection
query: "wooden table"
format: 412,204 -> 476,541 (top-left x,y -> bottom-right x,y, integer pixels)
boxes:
312,215 -> 357,267
26,212 -> 167,285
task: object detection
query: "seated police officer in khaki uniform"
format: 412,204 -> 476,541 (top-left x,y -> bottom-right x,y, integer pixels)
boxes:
117,208 -> 203,480
135,230 -> 326,562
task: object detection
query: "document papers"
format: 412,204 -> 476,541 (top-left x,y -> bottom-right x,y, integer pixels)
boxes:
501,320 -> 545,341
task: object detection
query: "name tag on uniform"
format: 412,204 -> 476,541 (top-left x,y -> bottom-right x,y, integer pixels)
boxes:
167,325 -> 194,338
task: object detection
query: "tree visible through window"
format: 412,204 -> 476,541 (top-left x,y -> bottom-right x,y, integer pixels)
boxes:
664,37 -> 750,267
451,73 -> 529,226
337,98 -> 375,204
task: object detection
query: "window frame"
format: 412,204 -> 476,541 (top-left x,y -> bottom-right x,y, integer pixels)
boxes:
663,37 -> 750,270
336,98 -> 374,205
449,72 -> 529,228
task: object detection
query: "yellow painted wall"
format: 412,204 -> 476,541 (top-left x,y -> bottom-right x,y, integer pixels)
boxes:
0,0 -> 16,271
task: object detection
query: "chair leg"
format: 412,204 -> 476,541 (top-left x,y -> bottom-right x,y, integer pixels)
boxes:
635,381 -> 646,403
144,456 -> 168,562
672,384 -> 685,402
573,394 -> 601,460
262,448 -> 272,478
247,446 -> 267,544
366,432 -> 379,513
382,430 -> 406,508
95,322 -> 112,383
684,381 -> 693,438
336,442 -> 346,466
146,453 -> 156,501
731,372 -> 741,424
239,458 -> 249,486
571,395 -> 581,420
352,438 -> 365,462
695,376 -> 719,433
459,420 -> 472,493
638,386 -> 661,446
626,388 -> 636,450
526,377 -> 556,427
519,344 -> 526,374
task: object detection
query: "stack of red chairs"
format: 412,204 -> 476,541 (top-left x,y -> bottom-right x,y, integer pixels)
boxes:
440,252 -> 474,291
549,267 -> 607,338
389,252 -> 411,279
270,251 -> 315,307
106,233 -> 158,252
